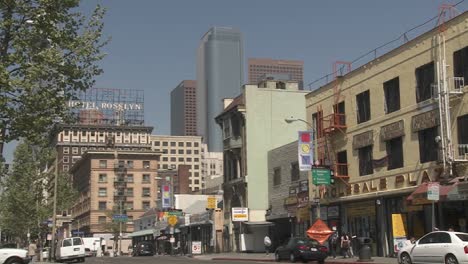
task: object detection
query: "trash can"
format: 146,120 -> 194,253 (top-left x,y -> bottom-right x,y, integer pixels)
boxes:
356,237 -> 372,261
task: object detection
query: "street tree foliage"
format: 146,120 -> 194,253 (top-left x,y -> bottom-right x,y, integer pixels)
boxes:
0,141 -> 77,242
0,0 -> 108,144
103,204 -> 128,253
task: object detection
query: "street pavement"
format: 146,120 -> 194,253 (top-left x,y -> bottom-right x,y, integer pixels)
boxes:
34,253 -> 398,264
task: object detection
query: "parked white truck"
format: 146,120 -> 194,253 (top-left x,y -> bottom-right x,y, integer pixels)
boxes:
82,237 -> 102,257
0,248 -> 30,264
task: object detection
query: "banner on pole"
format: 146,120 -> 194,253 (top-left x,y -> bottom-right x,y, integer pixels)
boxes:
298,131 -> 314,171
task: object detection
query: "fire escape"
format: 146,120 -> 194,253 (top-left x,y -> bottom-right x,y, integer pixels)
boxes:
434,4 -> 468,179
114,160 -> 128,205
316,61 -> 351,182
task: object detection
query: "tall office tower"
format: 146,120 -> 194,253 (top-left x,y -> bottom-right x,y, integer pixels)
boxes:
171,80 -> 197,136
248,58 -> 304,89
197,27 -> 244,152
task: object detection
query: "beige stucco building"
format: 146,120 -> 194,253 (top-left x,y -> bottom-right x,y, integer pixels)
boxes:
305,12 -> 468,256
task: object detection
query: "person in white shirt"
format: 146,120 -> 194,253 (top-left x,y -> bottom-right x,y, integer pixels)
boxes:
264,235 -> 272,255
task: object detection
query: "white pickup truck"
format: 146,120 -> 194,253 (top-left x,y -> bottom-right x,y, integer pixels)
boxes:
0,248 -> 30,264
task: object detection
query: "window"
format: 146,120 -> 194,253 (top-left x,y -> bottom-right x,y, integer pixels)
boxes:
81,147 -> 87,153
273,167 -> 281,186
98,174 -> 107,182
170,149 -> 176,154
127,160 -> 134,168
291,162 -> 300,182
63,165 -> 69,172
194,150 -> 199,154
170,157 -> 176,162
457,114 -> 468,156
98,188 -> 107,197
142,188 -> 150,197
63,156 -> 69,163
453,46 -> 468,83
126,188 -> 133,197
187,150 -> 192,154
194,158 -> 199,162
416,62 -> 435,102
162,141 -> 168,146
194,165 -> 199,169
384,77 -> 401,114
143,161 -> 150,169
187,158 -> 192,162
178,142 -> 184,147
98,216 -> 106,224
178,149 -> 184,154
418,126 -> 439,163
72,147 -> 78,154
63,239 -> 72,247
187,142 -> 192,147
163,157 -> 168,162
356,90 -> 371,124
223,119 -> 231,139
142,174 -> 150,183
126,202 -> 133,210
98,202 -> 107,210
154,141 -> 160,146
333,101 -> 346,126
99,160 -> 107,168
386,137 -> 404,170
336,151 -> 348,177
358,145 -> 373,176
63,147 -> 69,154
178,158 -> 184,162
194,142 -> 199,147
127,174 -> 134,183
170,142 -> 176,147
142,201 -> 150,210
419,233 -> 439,244
72,156 -> 80,163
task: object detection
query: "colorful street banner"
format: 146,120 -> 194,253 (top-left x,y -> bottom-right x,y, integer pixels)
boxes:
298,131 -> 314,171
162,184 -> 171,208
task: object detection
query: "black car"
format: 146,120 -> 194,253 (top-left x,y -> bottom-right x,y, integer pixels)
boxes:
133,241 -> 155,257
275,237 -> 328,263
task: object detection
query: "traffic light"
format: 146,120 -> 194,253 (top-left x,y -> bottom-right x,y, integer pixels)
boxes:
330,168 -> 335,184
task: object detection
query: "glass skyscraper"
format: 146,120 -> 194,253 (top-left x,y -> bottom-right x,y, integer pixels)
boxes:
197,27 -> 244,152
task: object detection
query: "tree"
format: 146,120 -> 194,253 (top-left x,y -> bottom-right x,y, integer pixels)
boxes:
0,0 -> 108,145
0,141 -> 77,243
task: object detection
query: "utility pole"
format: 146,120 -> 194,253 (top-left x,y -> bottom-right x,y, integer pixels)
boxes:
119,200 -> 123,257
50,157 -> 58,261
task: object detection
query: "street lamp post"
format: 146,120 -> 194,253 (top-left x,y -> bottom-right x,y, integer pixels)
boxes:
284,116 -> 321,221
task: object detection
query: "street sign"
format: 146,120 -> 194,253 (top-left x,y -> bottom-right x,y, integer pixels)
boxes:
112,214 -> 128,222
207,196 -> 217,209
232,207 -> 249,222
312,167 -> 331,185
192,241 -> 202,254
168,215 -> 178,226
427,182 -> 440,201
167,211 -> 183,216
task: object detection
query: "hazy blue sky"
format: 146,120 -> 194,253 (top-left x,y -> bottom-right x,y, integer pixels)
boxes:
3,0 -> 467,162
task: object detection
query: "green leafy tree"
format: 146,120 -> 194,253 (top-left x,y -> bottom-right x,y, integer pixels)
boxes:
0,141 -> 77,243
103,203 -> 128,253
0,0 -> 108,144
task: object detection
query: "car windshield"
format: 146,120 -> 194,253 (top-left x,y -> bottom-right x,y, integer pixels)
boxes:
296,238 -> 319,246
455,234 -> 468,241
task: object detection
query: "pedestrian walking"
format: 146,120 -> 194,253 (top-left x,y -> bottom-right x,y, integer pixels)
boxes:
28,240 -> 37,263
340,233 -> 351,258
264,235 -> 271,256
329,228 -> 339,259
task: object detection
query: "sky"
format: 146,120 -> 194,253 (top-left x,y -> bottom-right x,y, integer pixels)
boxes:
3,0 -> 467,163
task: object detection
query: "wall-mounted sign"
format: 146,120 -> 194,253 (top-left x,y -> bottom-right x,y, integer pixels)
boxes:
162,185 -> 171,208
312,166 -> 331,185
232,207 -> 249,222
300,180 -> 309,192
298,131 -> 314,171
207,196 -> 217,209
427,182 -> 440,201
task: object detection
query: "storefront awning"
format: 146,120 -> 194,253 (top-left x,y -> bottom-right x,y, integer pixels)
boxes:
128,229 -> 154,237
243,221 -> 275,227
406,182 -> 456,204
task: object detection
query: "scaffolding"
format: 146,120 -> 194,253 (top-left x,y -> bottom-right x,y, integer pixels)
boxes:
68,88 -> 145,126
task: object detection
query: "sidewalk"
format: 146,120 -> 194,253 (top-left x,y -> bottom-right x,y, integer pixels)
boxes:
190,253 -> 398,264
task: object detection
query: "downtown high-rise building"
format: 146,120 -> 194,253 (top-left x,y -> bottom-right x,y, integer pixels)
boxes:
170,80 -> 197,136
248,58 -> 304,89
197,27 -> 244,152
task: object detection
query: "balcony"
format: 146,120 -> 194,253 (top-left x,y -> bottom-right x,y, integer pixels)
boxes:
334,163 -> 349,178
322,113 -> 346,134
223,136 -> 242,150
456,144 -> 468,161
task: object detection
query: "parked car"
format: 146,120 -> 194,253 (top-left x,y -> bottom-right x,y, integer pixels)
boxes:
398,231 -> 468,264
41,248 -> 49,260
275,237 -> 328,263
0,248 -> 30,264
55,237 -> 86,263
133,241 -> 155,257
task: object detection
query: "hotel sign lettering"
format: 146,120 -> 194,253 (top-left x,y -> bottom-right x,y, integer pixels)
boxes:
68,100 -> 143,111
353,130 -> 374,149
412,110 -> 439,132
381,120 -> 405,141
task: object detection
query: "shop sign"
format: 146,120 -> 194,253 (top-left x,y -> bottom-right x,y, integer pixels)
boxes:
327,206 -> 339,218
346,201 -> 375,217
232,207 -> 249,222
352,130 -> 374,149
300,180 -> 309,192
381,120 -> 405,141
289,186 -> 298,195
206,196 -> 217,209
411,110 -> 439,132
284,196 -> 298,206
191,241 -> 202,254
297,191 -> 309,207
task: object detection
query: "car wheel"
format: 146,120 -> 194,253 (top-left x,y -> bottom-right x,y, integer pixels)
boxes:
289,252 -> 297,263
445,254 -> 458,264
401,253 -> 412,264
275,252 -> 281,262
5,257 -> 23,264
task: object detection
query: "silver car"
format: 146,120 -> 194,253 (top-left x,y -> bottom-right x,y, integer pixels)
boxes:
398,231 -> 468,264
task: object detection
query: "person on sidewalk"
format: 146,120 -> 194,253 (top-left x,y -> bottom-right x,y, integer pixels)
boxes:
28,240 -> 37,263
329,228 -> 339,259
264,235 -> 272,256
340,233 -> 351,258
